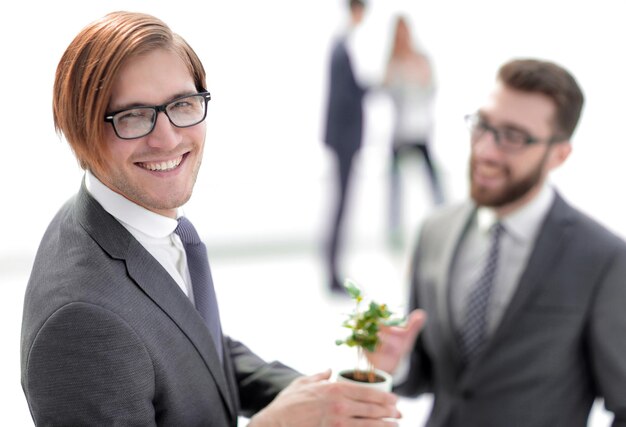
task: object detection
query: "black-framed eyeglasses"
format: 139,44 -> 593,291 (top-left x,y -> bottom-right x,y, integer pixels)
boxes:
464,112 -> 565,152
104,91 -> 211,140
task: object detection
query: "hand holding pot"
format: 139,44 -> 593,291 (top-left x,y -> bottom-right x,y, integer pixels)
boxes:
248,369 -> 401,427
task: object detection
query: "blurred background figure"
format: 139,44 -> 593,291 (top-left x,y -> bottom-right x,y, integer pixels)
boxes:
323,0 -> 368,294
384,15 -> 444,247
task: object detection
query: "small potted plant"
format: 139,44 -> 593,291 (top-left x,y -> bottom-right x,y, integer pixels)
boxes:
335,278 -> 404,391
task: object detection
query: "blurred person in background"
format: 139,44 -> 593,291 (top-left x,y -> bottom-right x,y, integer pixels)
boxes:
20,11 -> 402,426
384,15 -> 444,248
323,0 -> 368,294
369,58 -> 626,426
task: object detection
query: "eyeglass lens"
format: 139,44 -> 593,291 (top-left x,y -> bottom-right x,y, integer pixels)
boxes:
466,114 -> 530,150
112,94 -> 207,139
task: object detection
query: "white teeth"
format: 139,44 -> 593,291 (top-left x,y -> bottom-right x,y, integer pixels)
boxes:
140,156 -> 183,171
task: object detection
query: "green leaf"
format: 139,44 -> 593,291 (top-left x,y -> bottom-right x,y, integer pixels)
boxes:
343,278 -> 362,300
383,317 -> 406,327
335,279 -> 405,356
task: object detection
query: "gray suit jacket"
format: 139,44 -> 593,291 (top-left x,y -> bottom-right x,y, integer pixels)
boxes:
396,193 -> 626,427
21,184 -> 300,426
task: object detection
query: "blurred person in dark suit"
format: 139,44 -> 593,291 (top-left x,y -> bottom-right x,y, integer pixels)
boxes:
323,0 -> 368,293
20,11 -> 402,426
369,58 -> 626,426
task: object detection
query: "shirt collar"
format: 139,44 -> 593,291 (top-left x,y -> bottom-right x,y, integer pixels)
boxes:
85,170 -> 181,238
476,182 -> 555,243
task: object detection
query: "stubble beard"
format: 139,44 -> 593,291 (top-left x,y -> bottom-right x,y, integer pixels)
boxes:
469,154 -> 546,209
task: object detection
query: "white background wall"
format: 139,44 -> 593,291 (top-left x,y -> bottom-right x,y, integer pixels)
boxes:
2,1 -> 625,425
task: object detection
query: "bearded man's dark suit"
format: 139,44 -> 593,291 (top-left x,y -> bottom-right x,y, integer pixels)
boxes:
396,193 -> 626,427
21,184 -> 300,426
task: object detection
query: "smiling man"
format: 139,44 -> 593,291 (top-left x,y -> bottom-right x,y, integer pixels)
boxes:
98,48 -> 205,217
368,59 -> 626,426
20,11 -> 401,426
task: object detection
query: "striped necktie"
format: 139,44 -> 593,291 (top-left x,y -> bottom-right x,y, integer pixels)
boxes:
458,222 -> 505,363
175,217 -> 223,362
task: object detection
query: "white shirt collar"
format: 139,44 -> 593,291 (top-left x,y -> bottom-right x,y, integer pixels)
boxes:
476,182 -> 555,243
85,170 -> 181,238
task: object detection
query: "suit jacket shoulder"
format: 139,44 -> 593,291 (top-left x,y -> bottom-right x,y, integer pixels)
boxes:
21,184 -> 300,426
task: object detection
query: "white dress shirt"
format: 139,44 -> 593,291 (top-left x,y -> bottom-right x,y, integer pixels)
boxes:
450,183 -> 556,335
85,170 -> 194,302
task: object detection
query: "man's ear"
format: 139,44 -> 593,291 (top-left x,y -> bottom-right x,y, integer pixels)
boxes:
547,141 -> 572,171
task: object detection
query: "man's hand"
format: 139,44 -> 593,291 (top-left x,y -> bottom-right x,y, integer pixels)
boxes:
248,369 -> 401,427
367,309 -> 427,374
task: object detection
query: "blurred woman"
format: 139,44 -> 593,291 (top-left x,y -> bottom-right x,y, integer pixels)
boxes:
384,15 -> 444,244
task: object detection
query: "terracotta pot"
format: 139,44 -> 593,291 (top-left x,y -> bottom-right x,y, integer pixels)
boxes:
336,368 -> 392,392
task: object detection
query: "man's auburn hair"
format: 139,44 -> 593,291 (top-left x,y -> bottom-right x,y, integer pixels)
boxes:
53,11 -> 207,172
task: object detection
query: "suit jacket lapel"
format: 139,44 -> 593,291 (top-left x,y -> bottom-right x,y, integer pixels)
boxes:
75,184 -> 236,419
459,195 -> 571,386
435,203 -> 476,368
487,193 -> 572,346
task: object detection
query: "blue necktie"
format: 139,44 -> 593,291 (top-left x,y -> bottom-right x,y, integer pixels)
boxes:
459,222 -> 505,363
175,217 -> 223,362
